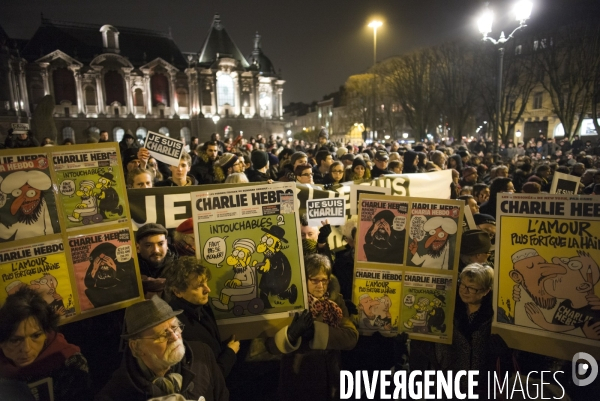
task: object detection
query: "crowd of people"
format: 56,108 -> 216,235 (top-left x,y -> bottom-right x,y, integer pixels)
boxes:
1,127 -> 598,400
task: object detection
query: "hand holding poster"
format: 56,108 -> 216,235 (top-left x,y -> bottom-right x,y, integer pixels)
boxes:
353,268 -> 402,336
305,198 -> 345,226
493,194 -> 600,360
550,171 -> 580,195
191,182 -> 307,339
144,131 -> 184,167
400,271 -> 453,342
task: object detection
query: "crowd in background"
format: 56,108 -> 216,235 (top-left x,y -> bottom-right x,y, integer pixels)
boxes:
1,127 -> 599,400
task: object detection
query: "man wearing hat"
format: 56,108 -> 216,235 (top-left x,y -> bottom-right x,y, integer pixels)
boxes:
212,238 -> 258,311
97,296 -> 228,400
245,149 -> 271,182
371,151 -> 392,178
473,213 -> 496,243
316,128 -> 335,153
96,172 -> 123,218
459,166 -> 478,188
257,226 -> 297,308
458,229 -> 492,272
136,223 -> 178,298
212,152 -> 242,183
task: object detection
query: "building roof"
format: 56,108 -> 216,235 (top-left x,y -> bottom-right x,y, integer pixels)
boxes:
20,18 -> 188,69
248,32 -> 277,77
197,14 -> 250,69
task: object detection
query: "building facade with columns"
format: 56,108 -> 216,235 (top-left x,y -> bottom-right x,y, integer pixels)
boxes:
0,14 -> 285,145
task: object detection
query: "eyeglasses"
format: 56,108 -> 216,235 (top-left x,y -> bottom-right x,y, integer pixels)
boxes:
148,162 -> 157,167
458,281 -> 482,294
138,323 -> 184,343
300,173 -> 313,177
309,278 -> 329,286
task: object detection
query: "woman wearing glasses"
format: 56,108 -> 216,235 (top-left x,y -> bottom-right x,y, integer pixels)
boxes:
323,161 -> 346,190
410,263 -> 501,397
0,288 -> 90,401
295,163 -> 314,185
269,254 -> 358,401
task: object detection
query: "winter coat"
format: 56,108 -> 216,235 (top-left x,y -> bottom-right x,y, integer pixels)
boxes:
96,340 -> 228,401
0,332 -> 90,401
268,276 -> 358,401
410,292 -> 499,398
154,175 -> 198,187
168,297 -> 236,378
245,168 -> 270,182
190,152 -> 217,184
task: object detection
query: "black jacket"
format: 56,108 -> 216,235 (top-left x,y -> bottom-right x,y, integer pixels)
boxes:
168,297 -> 237,378
245,168 -> 270,182
191,153 -> 217,184
96,341 -> 228,401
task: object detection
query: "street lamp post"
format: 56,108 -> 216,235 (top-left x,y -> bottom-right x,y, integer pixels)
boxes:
368,20 -> 382,143
477,1 -> 532,157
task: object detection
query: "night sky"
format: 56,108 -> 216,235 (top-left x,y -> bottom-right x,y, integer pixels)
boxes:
0,0 -> 589,105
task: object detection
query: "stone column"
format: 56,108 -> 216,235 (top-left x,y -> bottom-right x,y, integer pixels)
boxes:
211,74 -> 218,116
39,63 -> 50,96
277,87 -> 284,119
142,69 -> 152,116
234,73 -> 242,117
123,68 -> 134,117
93,67 -> 105,116
168,70 -> 178,117
18,64 -> 30,117
69,66 -> 84,116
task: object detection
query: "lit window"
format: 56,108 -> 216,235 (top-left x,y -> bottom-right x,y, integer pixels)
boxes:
159,126 -> 170,137
114,127 -> 125,142
217,74 -> 235,107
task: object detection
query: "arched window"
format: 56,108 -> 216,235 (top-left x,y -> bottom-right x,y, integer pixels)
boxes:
88,126 -> 100,137
104,70 -> 125,105
85,86 -> 97,106
217,74 -> 235,107
158,126 -> 170,137
114,127 -> 125,142
52,68 -> 77,105
151,74 -> 170,107
136,127 -> 148,142
177,89 -> 188,108
180,127 -> 191,144
134,88 -> 144,107
62,127 -> 75,142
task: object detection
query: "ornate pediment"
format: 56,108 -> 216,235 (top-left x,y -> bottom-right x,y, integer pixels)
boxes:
35,50 -> 83,67
90,53 -> 134,68
140,58 -> 179,73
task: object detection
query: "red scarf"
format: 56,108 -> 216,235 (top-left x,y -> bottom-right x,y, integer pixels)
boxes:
308,293 -> 343,327
0,331 -> 80,379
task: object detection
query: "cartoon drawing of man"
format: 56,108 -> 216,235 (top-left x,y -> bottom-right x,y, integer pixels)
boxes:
522,251 -> 600,339
428,293 -> 446,333
409,217 -> 457,269
84,242 -> 137,308
256,226 -> 297,308
509,248 -> 566,329
29,274 -> 66,315
68,180 -> 99,222
0,170 -> 54,240
5,280 -> 27,296
363,210 -> 405,264
404,297 -> 431,333
96,172 -> 123,218
357,294 -> 393,331
212,238 -> 257,311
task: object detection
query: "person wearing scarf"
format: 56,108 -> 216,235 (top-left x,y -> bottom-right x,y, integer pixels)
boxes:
0,288 -> 90,401
268,254 -> 358,401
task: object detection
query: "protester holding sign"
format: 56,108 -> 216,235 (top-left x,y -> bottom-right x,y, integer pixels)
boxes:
268,254 -> 358,401
155,152 -> 197,187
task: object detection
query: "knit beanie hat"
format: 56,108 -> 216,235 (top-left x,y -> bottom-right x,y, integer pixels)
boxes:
352,157 -> 367,170
215,153 -> 238,171
251,150 -> 269,170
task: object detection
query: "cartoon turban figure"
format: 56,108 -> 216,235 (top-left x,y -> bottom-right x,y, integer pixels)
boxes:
0,170 -> 54,240
363,210 -> 406,264
96,172 -> 123,219
409,216 -> 458,269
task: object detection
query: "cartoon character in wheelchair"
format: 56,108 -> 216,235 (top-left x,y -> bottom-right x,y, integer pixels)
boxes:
211,238 -> 265,316
68,180 -> 103,225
